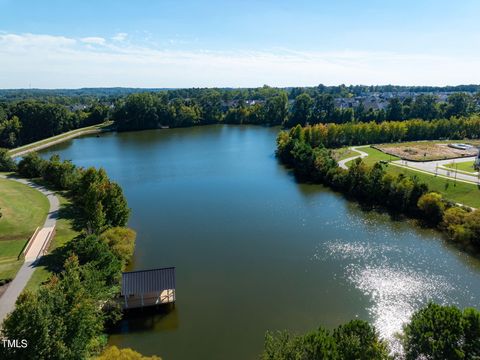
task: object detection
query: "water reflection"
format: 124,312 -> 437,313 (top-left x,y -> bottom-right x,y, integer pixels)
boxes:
111,304 -> 179,334
324,237 -> 464,355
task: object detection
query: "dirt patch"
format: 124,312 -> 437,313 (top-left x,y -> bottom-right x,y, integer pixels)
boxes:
375,141 -> 480,161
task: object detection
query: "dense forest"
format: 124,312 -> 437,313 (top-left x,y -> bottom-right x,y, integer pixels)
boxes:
2,84 -> 480,101
112,89 -> 480,131
1,85 -> 479,148
0,101 -> 109,147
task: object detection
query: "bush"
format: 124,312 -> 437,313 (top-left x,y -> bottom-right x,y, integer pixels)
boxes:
0,148 -> 17,171
97,346 -> 161,360
262,321 -> 389,360
100,227 -> 136,268
417,192 -> 445,225
68,234 -> 122,287
17,152 -> 46,178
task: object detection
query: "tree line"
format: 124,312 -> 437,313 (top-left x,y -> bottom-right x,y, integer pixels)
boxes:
262,303 -> 480,360
16,153 -> 129,234
282,116 -> 480,149
0,101 -> 108,148
277,125 -> 480,250
2,84 -> 480,102
0,153 -> 141,359
113,90 -> 480,131
1,87 -> 479,147
288,92 -> 479,125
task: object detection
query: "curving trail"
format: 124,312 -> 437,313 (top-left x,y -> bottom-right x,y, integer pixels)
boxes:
338,145 -> 370,169
0,176 -> 59,326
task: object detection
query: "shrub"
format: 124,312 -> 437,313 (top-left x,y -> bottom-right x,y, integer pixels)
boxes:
0,148 -> 16,171
17,152 -> 46,178
417,192 -> 445,225
100,227 -> 136,268
97,346 -> 161,360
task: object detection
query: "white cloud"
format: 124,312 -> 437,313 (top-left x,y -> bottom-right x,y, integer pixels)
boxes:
112,32 -> 128,42
80,36 -> 106,45
0,32 -> 479,88
0,33 -> 75,50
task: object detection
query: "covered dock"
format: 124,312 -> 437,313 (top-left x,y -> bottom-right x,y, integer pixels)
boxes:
121,267 -> 176,310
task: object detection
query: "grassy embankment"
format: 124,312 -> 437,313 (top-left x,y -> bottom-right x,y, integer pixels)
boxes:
7,121 -> 113,157
0,177 -> 49,281
344,147 -> 480,209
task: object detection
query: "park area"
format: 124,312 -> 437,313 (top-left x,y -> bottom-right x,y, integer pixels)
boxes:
374,140 -> 480,161
336,146 -> 480,208
0,177 -> 49,282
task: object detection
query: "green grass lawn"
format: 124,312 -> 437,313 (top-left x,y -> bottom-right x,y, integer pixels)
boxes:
332,147 -> 358,161
25,193 -> 80,291
386,164 -> 480,208
0,177 -> 49,280
443,160 -> 478,174
346,146 -> 400,167
341,147 -> 480,208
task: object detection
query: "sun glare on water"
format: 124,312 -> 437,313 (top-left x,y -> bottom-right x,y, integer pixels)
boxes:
325,240 -> 455,355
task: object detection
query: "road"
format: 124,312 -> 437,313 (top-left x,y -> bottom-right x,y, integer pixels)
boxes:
0,176 -> 59,326
338,145 -> 370,169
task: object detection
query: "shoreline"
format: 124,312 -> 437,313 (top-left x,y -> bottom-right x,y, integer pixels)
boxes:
8,122 -> 113,158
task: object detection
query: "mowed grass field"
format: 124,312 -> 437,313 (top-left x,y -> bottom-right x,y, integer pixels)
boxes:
386,165 -> 480,208
339,147 -> 480,208
345,146 -> 400,167
443,160 -> 478,174
0,177 -> 49,280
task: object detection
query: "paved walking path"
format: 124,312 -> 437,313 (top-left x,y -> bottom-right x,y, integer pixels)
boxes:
9,128 -> 102,158
391,156 -> 479,185
338,145 -> 370,169
0,176 -> 59,326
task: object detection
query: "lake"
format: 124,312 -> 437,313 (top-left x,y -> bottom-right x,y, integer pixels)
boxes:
39,125 -> 480,359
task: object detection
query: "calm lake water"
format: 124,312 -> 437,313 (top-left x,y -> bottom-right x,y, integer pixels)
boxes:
40,125 -> 480,359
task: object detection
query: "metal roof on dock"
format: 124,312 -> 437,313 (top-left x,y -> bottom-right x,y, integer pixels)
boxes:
121,267 -> 176,296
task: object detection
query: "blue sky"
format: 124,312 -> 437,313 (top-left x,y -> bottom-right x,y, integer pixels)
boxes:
0,0 -> 479,88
